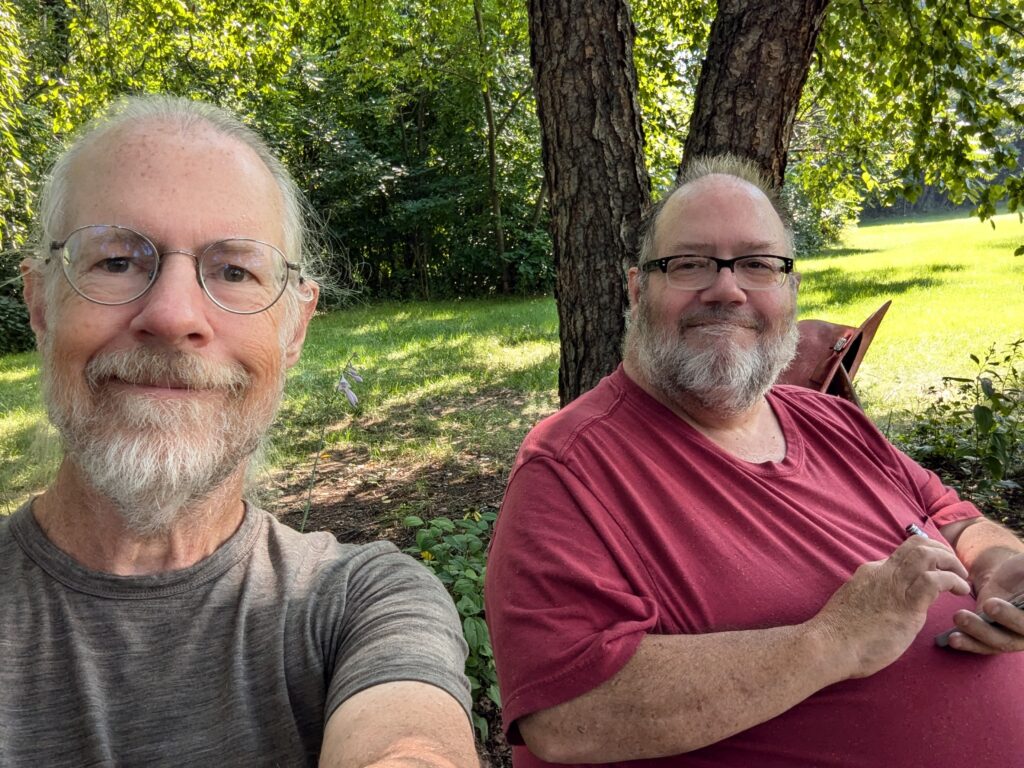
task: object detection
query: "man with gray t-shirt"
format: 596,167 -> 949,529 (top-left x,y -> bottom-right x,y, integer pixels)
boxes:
1,95 -> 476,768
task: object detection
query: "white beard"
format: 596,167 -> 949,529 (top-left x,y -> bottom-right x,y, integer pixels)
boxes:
632,296 -> 799,416
41,344 -> 283,537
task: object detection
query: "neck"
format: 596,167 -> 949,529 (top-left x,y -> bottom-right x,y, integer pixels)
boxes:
31,460 -> 248,575
623,354 -> 786,462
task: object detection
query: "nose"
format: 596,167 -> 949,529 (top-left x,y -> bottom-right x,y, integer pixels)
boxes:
699,264 -> 747,305
128,252 -> 214,347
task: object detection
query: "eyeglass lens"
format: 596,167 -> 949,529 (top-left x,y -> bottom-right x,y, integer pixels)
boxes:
664,256 -> 788,291
59,225 -> 289,313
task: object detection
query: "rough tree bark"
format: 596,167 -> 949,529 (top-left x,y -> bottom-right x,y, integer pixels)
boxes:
680,0 -> 832,186
527,0 -> 650,405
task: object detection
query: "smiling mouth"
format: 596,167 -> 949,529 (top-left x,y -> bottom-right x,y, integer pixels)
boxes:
106,377 -> 207,392
683,320 -> 758,331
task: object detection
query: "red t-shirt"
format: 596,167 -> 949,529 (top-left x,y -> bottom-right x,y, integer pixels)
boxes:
485,366 -> 1024,767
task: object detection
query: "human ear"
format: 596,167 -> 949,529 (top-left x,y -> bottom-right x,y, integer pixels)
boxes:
283,280 -> 319,368
627,267 -> 641,319
20,261 -> 48,343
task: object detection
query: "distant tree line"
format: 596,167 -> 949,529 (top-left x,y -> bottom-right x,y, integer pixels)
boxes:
1,1 -> 1022,360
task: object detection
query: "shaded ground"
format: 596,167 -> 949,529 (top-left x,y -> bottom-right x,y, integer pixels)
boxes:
269,441 -> 517,765
272,446 -> 507,545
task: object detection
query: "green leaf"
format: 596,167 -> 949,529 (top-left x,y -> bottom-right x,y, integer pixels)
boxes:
415,529 -> 433,551
463,615 -> 488,652
487,683 -> 502,707
973,404 -> 994,433
456,594 -> 483,616
472,712 -> 489,743
402,515 -> 424,527
982,454 -> 1004,481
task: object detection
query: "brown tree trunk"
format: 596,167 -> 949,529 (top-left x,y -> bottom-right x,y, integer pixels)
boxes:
680,0 -> 832,187
528,0 -> 650,405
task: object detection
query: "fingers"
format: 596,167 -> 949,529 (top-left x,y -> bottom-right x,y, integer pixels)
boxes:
944,599 -> 1024,655
816,539 -> 976,680
896,537 -> 969,579
905,569 -> 972,605
893,538 -> 971,605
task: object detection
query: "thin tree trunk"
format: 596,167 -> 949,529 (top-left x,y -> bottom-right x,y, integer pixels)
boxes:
473,0 -> 508,292
528,0 -> 650,404
531,177 -> 547,228
680,0 -> 832,187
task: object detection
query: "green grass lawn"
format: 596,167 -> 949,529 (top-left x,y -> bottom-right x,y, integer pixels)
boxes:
798,212 -> 1024,417
2,211 -> 1022,512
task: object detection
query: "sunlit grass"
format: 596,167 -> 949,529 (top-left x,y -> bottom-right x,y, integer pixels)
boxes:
798,211 -> 1024,418
2,213 -> 1022,510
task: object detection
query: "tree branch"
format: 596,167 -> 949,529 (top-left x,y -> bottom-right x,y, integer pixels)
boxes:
964,0 -> 1024,37
495,87 -> 530,138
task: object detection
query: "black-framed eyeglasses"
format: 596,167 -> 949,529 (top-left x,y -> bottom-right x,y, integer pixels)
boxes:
641,255 -> 794,291
47,224 -> 303,314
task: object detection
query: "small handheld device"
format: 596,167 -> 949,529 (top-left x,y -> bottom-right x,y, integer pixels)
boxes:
935,592 -> 1024,647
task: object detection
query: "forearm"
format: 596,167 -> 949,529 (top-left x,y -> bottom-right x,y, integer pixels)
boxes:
356,740 -> 477,768
942,518 -> 1024,592
521,539 -> 972,763
319,683 -> 478,768
519,621 -> 845,762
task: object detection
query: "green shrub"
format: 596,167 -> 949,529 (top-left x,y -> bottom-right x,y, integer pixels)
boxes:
403,509 -> 499,742
0,295 -> 35,355
896,339 -> 1024,515
782,180 -> 860,255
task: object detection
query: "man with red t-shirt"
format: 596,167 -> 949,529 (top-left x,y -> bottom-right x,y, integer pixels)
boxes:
484,155 -> 1024,768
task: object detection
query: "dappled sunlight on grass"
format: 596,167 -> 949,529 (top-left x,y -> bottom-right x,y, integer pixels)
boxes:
269,298 -> 560,472
800,212 -> 1024,417
0,367 -> 38,385
3,218 -> 1020,505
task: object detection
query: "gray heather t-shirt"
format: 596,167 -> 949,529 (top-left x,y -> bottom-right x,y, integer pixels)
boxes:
0,502 -> 471,767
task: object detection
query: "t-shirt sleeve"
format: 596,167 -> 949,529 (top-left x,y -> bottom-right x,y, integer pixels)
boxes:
890,444 -> 980,528
485,456 -> 659,741
320,544 -> 472,722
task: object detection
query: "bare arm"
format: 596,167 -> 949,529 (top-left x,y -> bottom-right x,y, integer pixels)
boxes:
519,538 -> 969,763
319,682 -> 478,768
939,517 -> 1024,654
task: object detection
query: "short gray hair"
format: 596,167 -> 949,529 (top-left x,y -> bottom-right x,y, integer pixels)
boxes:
636,153 -> 795,274
29,94 -> 318,326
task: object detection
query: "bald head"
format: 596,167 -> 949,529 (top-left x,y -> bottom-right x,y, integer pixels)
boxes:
33,95 -> 308,276
637,154 -> 794,271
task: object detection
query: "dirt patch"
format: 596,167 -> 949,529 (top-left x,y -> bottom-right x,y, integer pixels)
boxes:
270,446 -> 508,543
268,444 -> 517,766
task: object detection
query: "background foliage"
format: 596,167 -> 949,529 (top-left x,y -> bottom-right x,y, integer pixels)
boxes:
2,0 -> 1022,328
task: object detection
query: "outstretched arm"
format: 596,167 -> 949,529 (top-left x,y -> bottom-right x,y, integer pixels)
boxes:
519,538 -> 969,763
319,681 -> 478,768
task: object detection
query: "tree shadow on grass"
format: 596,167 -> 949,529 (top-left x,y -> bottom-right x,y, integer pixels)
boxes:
804,246 -> 880,260
799,264 -> 964,315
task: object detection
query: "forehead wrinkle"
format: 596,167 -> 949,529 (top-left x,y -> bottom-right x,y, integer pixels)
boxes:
63,121 -> 284,245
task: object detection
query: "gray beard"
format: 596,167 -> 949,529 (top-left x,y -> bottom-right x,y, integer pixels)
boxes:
41,344 -> 282,537
632,298 -> 799,416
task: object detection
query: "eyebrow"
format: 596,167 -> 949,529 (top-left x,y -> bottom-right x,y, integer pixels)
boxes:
663,240 -> 782,254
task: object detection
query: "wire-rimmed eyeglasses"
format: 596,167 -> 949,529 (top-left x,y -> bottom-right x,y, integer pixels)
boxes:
641,255 -> 794,291
48,224 -> 304,315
